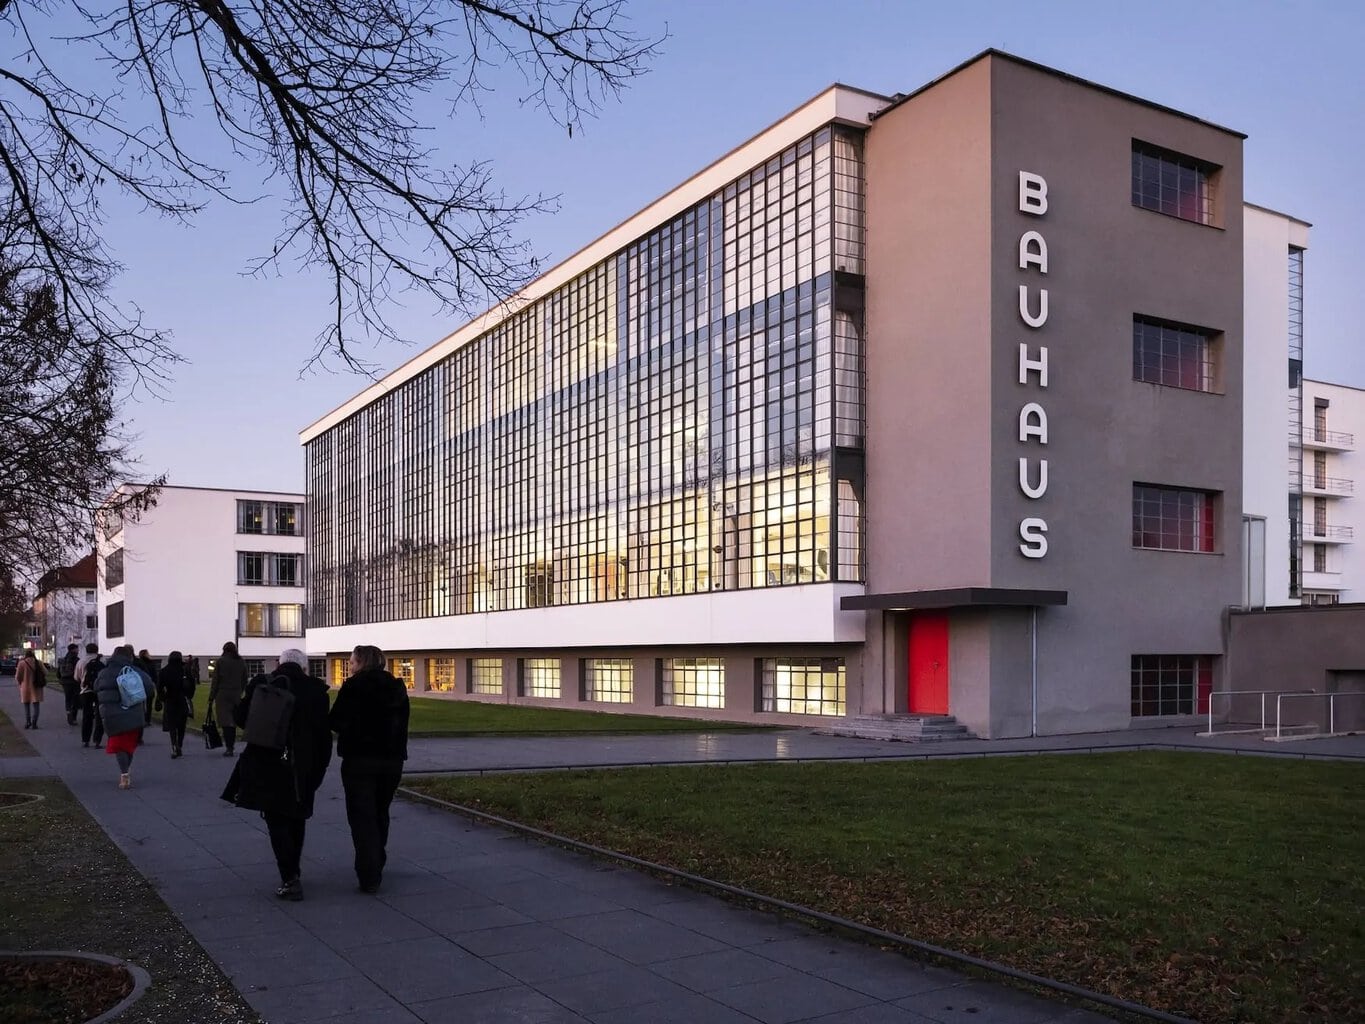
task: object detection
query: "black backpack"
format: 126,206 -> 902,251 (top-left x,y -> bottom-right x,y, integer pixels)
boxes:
243,675 -> 296,750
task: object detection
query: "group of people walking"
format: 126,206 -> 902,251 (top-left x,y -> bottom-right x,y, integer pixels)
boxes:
13,641 -> 410,901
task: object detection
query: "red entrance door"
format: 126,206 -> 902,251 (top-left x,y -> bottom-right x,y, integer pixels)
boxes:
908,613 -> 950,714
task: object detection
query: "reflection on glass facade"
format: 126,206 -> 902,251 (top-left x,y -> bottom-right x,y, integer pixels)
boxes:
308,127 -> 866,628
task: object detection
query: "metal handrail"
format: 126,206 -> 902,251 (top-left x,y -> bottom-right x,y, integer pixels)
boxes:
1206,689 -> 1315,735
1275,691 -> 1365,739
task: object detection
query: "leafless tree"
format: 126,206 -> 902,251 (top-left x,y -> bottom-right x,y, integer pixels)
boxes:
0,0 -> 660,582
0,260 -> 162,589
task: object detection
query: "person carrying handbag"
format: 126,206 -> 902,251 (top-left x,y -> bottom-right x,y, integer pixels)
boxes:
203,705 -> 224,750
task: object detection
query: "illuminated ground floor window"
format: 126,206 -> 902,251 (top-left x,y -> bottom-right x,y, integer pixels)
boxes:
760,657 -> 845,716
660,657 -> 724,709
427,657 -> 457,692
522,658 -> 561,698
391,657 -> 415,691
469,657 -> 502,695
329,658 -> 347,688
584,658 -> 633,703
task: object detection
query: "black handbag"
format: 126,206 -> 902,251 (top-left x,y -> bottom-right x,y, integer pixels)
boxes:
203,712 -> 223,750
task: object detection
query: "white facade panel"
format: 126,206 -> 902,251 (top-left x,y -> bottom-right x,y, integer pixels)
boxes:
1242,205 -> 1309,607
305,583 -> 865,656
96,486 -> 306,663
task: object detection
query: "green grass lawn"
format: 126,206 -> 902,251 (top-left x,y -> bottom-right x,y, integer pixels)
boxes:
405,751 -> 1364,1024
403,696 -> 775,736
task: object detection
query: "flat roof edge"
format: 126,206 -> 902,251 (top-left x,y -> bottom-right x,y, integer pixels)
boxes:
872,49 -> 1247,140
841,588 -> 1069,611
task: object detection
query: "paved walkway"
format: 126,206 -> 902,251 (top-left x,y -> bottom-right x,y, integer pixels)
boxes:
4,688 -> 1360,1024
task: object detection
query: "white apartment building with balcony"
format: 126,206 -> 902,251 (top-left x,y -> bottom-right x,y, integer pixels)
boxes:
1299,379 -> 1363,604
97,485 -> 308,676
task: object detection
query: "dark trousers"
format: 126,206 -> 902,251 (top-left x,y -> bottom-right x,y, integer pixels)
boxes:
340,757 -> 403,888
222,724 -> 237,753
80,691 -> 104,746
264,812 -> 307,884
61,681 -> 79,723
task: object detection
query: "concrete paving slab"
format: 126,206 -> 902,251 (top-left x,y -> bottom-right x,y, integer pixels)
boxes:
552,907 -> 728,964
409,986 -> 590,1024
709,972 -> 880,1023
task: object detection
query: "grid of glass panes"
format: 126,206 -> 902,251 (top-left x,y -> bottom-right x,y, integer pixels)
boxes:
244,659 -> 265,678
1132,485 -> 1216,553
584,659 -> 633,703
469,658 -> 502,695
1130,654 -> 1212,716
427,657 -> 456,692
1132,317 -> 1215,392
760,658 -> 845,716
1131,143 -> 1214,225
237,603 -> 304,637
522,658 -> 561,698
391,658 -> 415,691
306,127 -> 868,628
308,658 -> 325,680
660,658 -> 724,709
329,658 -> 346,687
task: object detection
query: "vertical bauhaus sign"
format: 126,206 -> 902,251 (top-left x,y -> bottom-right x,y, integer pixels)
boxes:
1016,171 -> 1050,558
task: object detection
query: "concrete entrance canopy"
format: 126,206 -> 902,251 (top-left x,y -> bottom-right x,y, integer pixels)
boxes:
841,587 -> 1068,612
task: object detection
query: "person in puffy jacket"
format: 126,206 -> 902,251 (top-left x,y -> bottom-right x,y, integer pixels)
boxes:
328,645 -> 409,894
94,645 -> 153,790
221,649 -> 332,901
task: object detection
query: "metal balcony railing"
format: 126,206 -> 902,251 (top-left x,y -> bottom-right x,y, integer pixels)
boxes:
1304,476 -> 1355,495
1303,428 -> 1356,448
1304,523 -> 1355,540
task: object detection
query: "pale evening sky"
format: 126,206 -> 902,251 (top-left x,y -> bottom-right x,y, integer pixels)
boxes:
81,0 -> 1364,494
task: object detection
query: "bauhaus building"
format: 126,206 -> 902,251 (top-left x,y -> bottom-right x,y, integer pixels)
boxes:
301,50 -> 1307,738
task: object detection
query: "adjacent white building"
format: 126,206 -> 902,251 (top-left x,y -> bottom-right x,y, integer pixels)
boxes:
97,485 -> 308,676
1241,204 -> 1310,608
1300,378 -> 1363,604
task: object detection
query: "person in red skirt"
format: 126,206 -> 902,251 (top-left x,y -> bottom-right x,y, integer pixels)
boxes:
93,645 -> 154,789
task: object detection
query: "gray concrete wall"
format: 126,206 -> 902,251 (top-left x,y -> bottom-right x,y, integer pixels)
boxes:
863,57 -> 994,595
985,57 -> 1245,734
1228,605 -> 1365,731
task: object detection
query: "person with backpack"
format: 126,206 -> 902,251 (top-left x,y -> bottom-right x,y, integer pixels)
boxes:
207,641 -> 248,757
15,650 -> 46,729
58,643 -> 81,725
329,644 -> 409,894
93,645 -> 153,789
154,651 -> 195,758
221,649 -> 332,901
76,643 -> 106,748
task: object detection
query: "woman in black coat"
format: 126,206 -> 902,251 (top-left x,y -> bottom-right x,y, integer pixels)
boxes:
221,650 -> 333,901
155,651 -> 194,758
328,644 -> 410,894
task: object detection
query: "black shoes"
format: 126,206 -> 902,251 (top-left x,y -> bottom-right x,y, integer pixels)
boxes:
358,880 -> 381,894
222,749 -> 235,758
275,878 -> 304,902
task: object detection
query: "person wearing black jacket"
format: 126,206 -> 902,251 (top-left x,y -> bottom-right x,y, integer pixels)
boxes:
155,651 -> 195,758
58,644 -> 80,725
77,644 -> 106,748
328,644 -> 409,894
221,649 -> 333,901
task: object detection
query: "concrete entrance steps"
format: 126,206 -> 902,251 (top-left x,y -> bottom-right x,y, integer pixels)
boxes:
821,714 -> 977,742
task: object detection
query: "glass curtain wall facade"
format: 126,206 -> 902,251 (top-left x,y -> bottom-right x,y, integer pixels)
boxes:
308,126 -> 866,628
